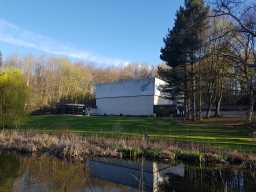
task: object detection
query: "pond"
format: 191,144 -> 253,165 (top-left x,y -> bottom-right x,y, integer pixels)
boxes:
0,153 -> 255,192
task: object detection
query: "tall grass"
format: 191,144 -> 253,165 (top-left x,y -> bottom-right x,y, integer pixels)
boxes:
0,129 -> 255,166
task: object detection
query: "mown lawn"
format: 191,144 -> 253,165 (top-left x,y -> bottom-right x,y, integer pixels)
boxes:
23,115 -> 256,151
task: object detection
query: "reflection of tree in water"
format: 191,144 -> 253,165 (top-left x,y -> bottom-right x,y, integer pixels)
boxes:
0,154 -> 21,192
13,156 -> 131,192
1,154 -> 255,192
160,166 -> 256,192
15,156 -> 89,192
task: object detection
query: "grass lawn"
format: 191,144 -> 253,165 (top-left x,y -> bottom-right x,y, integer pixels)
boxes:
23,115 -> 256,151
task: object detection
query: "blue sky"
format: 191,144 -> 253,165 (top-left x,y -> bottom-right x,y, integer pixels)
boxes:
0,0 -> 183,66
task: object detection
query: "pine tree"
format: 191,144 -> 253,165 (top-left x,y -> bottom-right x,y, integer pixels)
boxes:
159,6 -> 188,117
159,0 -> 209,120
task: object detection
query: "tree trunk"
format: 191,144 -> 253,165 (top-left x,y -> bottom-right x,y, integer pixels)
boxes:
187,98 -> 192,120
248,88 -> 254,122
248,99 -> 254,122
191,58 -> 196,121
214,77 -> 223,117
198,66 -> 202,120
206,92 -> 214,118
206,103 -> 212,118
192,90 -> 196,121
198,89 -> 202,120
215,94 -> 223,117
184,63 -> 189,120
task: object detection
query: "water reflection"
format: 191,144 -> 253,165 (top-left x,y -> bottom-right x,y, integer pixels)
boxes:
87,158 -> 184,191
0,154 -> 134,192
0,154 -> 20,192
161,166 -> 256,192
0,153 -> 255,192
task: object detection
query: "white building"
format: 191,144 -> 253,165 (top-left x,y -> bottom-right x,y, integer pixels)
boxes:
96,77 -> 173,116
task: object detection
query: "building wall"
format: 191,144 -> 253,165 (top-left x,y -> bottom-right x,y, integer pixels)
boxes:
96,78 -> 154,98
153,95 -> 173,105
154,78 -> 173,105
96,95 -> 154,116
154,78 -> 166,96
96,78 -> 155,116
96,77 -> 173,116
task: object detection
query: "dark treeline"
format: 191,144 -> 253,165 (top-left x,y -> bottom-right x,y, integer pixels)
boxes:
159,0 -> 256,121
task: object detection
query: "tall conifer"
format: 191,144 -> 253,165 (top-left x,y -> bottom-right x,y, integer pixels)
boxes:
159,0 -> 209,120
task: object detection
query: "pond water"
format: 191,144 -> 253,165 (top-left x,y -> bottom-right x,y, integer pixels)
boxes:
0,153 -> 255,192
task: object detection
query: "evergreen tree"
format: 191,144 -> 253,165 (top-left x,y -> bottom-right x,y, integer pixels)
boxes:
159,0 -> 209,120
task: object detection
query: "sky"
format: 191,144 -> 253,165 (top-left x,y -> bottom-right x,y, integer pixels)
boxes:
0,0 -> 183,67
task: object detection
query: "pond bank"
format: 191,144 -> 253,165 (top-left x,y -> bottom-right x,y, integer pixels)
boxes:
0,130 -> 255,168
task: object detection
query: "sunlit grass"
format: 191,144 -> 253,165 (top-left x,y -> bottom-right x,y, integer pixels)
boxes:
22,115 -> 256,151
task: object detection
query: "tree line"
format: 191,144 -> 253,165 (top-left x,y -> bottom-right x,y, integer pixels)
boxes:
159,0 -> 256,121
2,55 -> 155,111
0,54 -> 155,127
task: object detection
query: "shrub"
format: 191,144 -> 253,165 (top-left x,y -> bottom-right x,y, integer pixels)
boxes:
0,68 -> 29,128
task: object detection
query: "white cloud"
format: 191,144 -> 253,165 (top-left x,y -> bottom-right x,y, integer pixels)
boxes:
0,19 -> 130,67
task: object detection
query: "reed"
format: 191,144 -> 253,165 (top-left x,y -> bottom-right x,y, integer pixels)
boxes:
0,129 -> 255,167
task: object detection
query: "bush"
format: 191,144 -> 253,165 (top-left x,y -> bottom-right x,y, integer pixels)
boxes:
0,68 -> 29,128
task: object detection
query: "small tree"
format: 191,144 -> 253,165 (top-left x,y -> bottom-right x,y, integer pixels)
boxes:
0,68 -> 29,128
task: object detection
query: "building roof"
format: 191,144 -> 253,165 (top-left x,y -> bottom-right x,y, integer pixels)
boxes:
96,78 -> 156,99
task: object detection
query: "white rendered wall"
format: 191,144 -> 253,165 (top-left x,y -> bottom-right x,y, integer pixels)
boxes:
96,78 -> 154,98
154,78 -> 166,96
154,78 -> 173,105
96,77 -> 173,116
154,95 -> 173,105
96,95 -> 154,116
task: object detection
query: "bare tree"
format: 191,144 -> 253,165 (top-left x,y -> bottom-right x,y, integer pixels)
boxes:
212,0 -> 256,121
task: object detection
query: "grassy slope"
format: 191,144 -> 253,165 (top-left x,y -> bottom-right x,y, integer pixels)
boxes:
23,115 -> 256,151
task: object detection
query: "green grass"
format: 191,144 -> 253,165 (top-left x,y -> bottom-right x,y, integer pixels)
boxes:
22,115 -> 256,151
